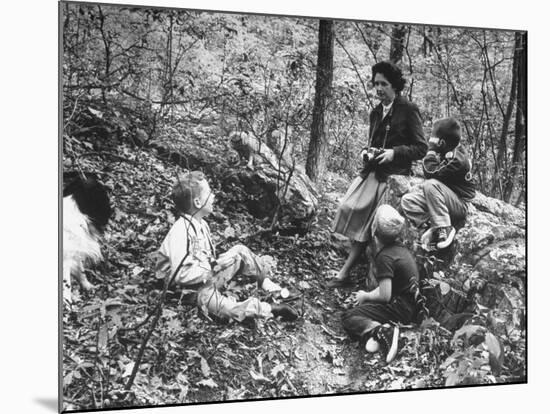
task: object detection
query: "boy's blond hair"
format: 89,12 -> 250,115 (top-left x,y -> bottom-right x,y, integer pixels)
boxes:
372,204 -> 404,245
172,171 -> 207,214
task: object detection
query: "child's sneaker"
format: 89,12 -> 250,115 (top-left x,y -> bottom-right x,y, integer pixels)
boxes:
420,227 -> 437,251
373,324 -> 400,363
278,287 -> 302,302
436,226 -> 456,249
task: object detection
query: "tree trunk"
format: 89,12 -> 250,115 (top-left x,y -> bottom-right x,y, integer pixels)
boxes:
491,33 -> 518,198
504,32 -> 526,202
97,6 -> 111,105
389,24 -> 407,64
306,20 -> 334,182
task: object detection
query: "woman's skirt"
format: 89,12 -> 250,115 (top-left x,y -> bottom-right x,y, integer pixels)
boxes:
332,171 -> 390,242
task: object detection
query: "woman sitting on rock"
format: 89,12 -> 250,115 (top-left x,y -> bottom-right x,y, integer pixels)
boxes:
328,61 -> 427,288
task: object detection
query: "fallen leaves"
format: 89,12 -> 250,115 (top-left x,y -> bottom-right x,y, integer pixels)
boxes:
223,226 -> 236,239
298,280 -> 311,290
249,370 -> 270,382
62,122 -> 525,410
132,266 -> 145,277
270,363 -> 286,377
122,362 -> 135,378
200,357 -> 211,377
439,281 -> 451,295
485,332 -> 504,375
197,378 -> 218,388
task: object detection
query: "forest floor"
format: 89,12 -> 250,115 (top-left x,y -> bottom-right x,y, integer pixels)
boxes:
62,128 -> 478,411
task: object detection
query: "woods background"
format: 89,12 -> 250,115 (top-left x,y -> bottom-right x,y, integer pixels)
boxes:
62,3 -> 526,204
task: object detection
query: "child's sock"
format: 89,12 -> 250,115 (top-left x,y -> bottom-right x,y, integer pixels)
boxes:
261,278 -> 282,292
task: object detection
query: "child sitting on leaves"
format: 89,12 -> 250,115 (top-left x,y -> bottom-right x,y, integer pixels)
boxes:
154,171 -> 298,322
341,205 -> 427,364
401,117 -> 475,250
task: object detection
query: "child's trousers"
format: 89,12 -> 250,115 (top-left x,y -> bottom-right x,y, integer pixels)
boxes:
195,245 -> 274,321
401,179 -> 468,228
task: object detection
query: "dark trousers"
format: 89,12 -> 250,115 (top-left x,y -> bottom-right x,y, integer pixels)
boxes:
342,295 -> 416,339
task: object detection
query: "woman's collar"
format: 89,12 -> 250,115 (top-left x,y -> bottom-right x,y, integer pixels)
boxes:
382,99 -> 394,110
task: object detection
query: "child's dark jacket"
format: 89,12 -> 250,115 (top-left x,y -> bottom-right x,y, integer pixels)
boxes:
422,144 -> 476,201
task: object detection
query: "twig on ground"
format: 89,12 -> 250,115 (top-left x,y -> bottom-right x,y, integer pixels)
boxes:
284,374 -> 297,392
320,324 -> 347,341
91,383 -> 98,409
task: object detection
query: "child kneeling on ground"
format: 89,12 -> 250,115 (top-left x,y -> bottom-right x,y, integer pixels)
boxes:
401,117 -> 475,250
155,171 -> 298,322
341,205 -> 427,363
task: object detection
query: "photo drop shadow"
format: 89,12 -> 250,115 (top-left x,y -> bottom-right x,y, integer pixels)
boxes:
34,397 -> 58,412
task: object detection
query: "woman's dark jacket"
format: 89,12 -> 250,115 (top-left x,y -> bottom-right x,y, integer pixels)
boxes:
362,96 -> 428,180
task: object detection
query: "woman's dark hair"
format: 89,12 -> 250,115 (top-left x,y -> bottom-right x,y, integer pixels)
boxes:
371,61 -> 406,93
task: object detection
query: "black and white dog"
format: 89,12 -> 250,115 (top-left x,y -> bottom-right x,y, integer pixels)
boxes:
63,174 -> 111,303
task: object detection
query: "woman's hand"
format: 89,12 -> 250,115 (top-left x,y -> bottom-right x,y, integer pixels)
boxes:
352,290 -> 369,306
375,149 -> 395,164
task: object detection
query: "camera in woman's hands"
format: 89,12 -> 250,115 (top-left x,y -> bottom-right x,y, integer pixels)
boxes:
359,147 -> 386,178
362,147 -> 385,166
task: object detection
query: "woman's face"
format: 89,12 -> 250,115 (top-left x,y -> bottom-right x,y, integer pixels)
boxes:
373,73 -> 396,105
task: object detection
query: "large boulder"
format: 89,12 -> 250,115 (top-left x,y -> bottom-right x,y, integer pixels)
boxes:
150,128 -> 319,232
394,178 -> 526,332
331,174 -> 526,332
220,141 -> 319,231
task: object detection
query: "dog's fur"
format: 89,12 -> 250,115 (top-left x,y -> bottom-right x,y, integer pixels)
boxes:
63,175 -> 111,304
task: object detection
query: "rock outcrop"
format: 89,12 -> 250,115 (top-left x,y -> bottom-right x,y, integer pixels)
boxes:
384,176 -> 526,332
151,130 -> 319,232
220,151 -> 319,231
